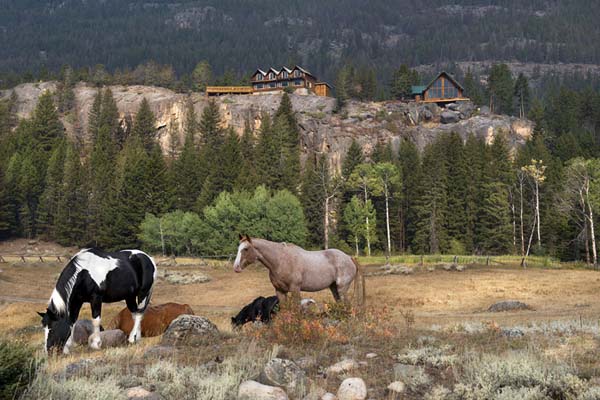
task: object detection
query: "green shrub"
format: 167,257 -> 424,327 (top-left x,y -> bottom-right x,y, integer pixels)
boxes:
0,339 -> 39,400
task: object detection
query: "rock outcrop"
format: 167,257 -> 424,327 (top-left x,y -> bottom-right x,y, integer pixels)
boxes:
1,83 -> 533,173
161,314 -> 219,346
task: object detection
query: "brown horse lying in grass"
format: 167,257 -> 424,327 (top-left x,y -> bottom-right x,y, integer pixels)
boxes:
110,303 -> 194,337
233,235 -> 365,304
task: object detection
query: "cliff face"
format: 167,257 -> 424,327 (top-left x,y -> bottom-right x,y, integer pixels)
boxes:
2,82 -> 532,172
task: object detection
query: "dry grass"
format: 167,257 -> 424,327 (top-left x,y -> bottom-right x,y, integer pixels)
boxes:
3,248 -> 600,399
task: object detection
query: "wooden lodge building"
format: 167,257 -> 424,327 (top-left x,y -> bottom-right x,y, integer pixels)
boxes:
251,65 -> 331,96
205,65 -> 331,97
411,71 -> 468,104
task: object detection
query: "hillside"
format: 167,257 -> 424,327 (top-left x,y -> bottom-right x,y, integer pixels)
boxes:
1,0 -> 600,82
1,82 -> 532,172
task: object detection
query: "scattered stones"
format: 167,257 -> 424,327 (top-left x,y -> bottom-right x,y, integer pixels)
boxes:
161,315 -> 219,346
441,263 -> 466,272
368,265 -> 413,276
64,359 -> 95,379
238,380 -> 288,400
487,300 -> 532,312
89,329 -> 127,349
337,377 -> 367,400
326,359 -> 359,374
260,358 -> 307,394
422,108 -> 433,120
387,381 -> 406,394
126,386 -> 160,400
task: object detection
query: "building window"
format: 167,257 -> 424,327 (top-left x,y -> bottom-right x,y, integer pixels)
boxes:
269,72 -> 275,79
256,74 -> 263,81
269,83 -> 276,88
282,81 -> 288,87
256,83 -> 264,89
294,70 -> 302,77
282,71 -> 288,78
294,79 -> 302,86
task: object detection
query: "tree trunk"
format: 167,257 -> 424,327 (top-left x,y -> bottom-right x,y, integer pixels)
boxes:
363,186 -> 371,257
519,179 -> 525,256
585,179 -> 597,267
509,187 -> 516,253
159,220 -> 166,257
385,187 -> 391,263
521,214 -> 537,268
579,188 -> 591,265
355,236 -> 359,257
324,196 -> 329,250
535,180 -> 541,247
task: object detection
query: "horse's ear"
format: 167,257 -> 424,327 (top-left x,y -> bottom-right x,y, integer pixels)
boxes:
246,235 -> 252,244
37,311 -> 45,318
238,233 -> 243,241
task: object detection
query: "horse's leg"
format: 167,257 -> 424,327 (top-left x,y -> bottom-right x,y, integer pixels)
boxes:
64,299 -> 83,354
329,283 -> 341,302
125,296 -> 145,344
336,282 -> 352,304
275,289 -> 287,304
88,294 -> 103,350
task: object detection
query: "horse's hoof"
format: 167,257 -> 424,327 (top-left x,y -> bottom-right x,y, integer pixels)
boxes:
62,346 -> 70,355
88,334 -> 102,350
128,334 -> 138,344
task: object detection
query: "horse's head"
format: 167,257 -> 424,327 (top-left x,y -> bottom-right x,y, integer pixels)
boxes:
38,309 -> 71,354
233,234 -> 257,273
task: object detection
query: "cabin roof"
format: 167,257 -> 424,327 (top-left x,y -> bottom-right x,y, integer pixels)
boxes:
411,71 -> 464,95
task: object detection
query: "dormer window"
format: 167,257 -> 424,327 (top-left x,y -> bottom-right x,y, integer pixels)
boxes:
282,71 -> 288,78
294,70 -> 302,77
269,72 -> 275,79
256,74 -> 263,81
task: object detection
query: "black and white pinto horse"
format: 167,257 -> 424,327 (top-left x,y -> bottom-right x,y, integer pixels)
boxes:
39,248 -> 157,354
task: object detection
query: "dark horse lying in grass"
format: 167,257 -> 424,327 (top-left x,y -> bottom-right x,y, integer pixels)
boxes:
39,248 -> 157,354
233,235 -> 365,304
231,296 -> 280,327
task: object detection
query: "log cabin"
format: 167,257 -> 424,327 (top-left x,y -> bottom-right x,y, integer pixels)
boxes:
251,65 -> 331,96
411,71 -> 468,104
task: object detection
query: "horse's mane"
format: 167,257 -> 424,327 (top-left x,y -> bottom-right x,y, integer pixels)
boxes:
49,250 -> 85,316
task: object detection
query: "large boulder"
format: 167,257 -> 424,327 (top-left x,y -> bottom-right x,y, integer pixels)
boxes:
260,358 -> 307,394
487,300 -> 531,312
440,111 -> 460,124
161,314 -> 219,346
238,380 -> 288,400
337,378 -> 367,400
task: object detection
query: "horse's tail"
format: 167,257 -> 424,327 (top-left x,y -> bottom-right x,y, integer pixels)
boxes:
352,258 -> 366,307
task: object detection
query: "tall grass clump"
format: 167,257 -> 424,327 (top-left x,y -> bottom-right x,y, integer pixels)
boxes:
0,338 -> 39,400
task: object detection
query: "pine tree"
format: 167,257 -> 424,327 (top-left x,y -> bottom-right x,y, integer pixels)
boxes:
391,64 -> 419,100
220,128 -> 242,194
235,120 -> 259,191
255,113 -> 279,189
414,141 -> 448,254
172,120 -> 203,211
56,142 -> 87,245
31,91 -> 64,152
300,153 -> 325,247
342,139 -> 364,180
131,98 -> 156,150
398,139 -> 421,252
488,64 -> 514,115
37,139 -> 66,238
100,88 -> 124,148
514,73 -> 531,119
443,133 -> 468,246
196,100 -> 225,211
88,90 -> 103,142
0,164 -> 12,238
145,143 -> 170,215
273,93 -> 301,193
463,134 -> 486,252
463,70 -> 484,106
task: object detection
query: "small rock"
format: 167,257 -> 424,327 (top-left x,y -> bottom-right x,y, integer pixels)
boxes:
126,386 -> 160,400
387,381 -> 405,394
321,394 -> 337,400
487,300 -> 531,312
238,380 -> 288,400
365,353 -> 378,359
260,358 -> 306,394
422,109 -> 433,120
446,103 -> 459,111
89,329 -> 127,349
337,378 -> 367,400
326,359 -> 359,374
302,387 -> 326,400
393,363 -> 430,385
358,361 -> 368,367
455,265 -> 466,272
161,315 -> 219,346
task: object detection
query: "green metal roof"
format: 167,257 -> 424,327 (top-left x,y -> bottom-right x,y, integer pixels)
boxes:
411,85 -> 426,95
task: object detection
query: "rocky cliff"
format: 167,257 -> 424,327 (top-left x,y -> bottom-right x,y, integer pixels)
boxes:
2,82 -> 532,172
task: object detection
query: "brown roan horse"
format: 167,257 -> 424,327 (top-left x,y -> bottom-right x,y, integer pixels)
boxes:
233,235 -> 365,304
